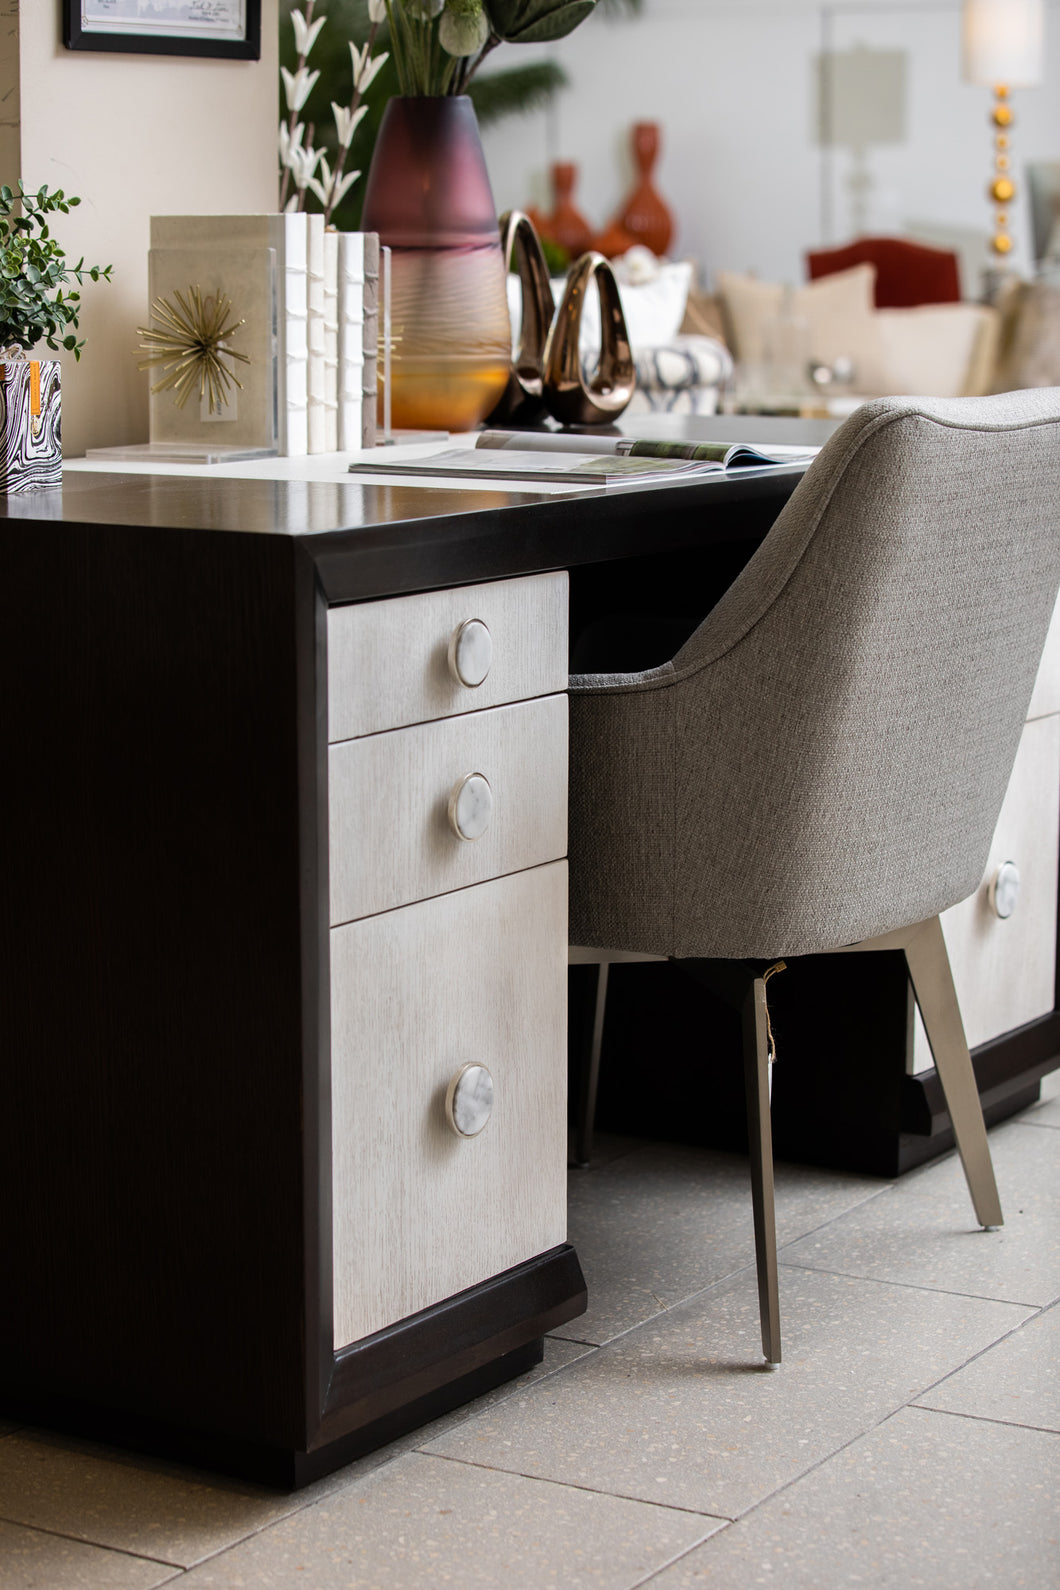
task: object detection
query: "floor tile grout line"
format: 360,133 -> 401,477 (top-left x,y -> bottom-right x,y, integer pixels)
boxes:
702,1311 -> 1060,1531
778,1259 -> 1047,1310
550,1260 -> 766,1353
692,1399 -> 952,1534
540,1214 -> 1031,1358
626,1521 -> 739,1590
1012,1117 -> 1060,1131
773,1180 -> 898,1249
429,1393 -> 1002,1558
0,1514 -> 182,1570
622,1392 -> 1060,1590
902,1297 -> 1054,1402
554,1182 -> 904,1352
415,1447 -> 738,1522
907,1402 -> 1060,1437
405,1342 -> 604,1451
563,1201 -> 920,1354
425,1303 -> 1060,1553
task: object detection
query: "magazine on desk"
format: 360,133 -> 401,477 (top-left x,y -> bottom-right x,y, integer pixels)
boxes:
348,430 -> 820,486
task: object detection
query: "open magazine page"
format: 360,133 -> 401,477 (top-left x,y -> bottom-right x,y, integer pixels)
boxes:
348,433 -> 819,487
475,430 -> 820,468
349,447 -> 727,486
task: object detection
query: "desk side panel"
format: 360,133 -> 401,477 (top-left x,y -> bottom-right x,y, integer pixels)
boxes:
0,521 -> 312,1449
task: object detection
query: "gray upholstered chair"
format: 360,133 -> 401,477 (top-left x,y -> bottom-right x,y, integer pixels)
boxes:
568,390 -> 1060,1366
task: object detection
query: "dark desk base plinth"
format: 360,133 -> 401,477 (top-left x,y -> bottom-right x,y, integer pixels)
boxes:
579,960 -> 1058,1178
1,1245 -> 586,1491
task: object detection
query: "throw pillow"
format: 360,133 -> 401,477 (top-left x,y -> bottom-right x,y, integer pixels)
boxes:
875,302 -> 1000,398
991,280 -> 1060,391
506,260 -> 694,355
715,264 -> 884,391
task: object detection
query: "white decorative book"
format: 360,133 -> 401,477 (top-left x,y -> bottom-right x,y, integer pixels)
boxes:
306,215 -> 326,455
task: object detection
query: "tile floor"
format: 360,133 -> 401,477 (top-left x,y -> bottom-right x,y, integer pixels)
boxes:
2,1074 -> 1057,1590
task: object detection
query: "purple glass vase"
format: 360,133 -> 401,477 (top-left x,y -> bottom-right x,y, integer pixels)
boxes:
361,96 -> 511,432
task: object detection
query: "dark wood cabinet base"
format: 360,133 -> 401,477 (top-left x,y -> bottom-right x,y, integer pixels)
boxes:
576,960 -> 1058,1179
0,1341 -> 546,1491
0,1246 -> 585,1490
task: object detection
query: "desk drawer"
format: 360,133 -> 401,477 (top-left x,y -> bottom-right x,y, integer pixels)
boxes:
912,712 -> 1060,1066
327,572 -> 568,741
331,861 -> 568,1348
329,694 -> 567,925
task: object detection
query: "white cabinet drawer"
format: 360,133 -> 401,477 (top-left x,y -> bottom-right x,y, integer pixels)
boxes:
912,712 -> 1060,1068
327,571 -> 569,741
331,862 -> 569,1348
329,693 -> 567,925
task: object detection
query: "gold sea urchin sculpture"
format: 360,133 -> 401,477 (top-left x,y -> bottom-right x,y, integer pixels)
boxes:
137,286 -> 249,413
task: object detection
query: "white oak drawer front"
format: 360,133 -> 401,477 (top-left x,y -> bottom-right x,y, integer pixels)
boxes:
329,693 -> 567,924
327,571 -> 569,741
331,861 -> 568,1348
912,712 -> 1060,1068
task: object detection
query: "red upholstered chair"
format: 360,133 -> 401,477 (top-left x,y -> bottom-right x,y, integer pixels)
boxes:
806,237 -> 961,308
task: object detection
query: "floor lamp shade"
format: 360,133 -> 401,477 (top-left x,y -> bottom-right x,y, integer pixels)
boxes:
963,0 -> 1044,87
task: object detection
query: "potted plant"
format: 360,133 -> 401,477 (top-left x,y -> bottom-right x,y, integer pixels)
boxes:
0,181 -> 112,491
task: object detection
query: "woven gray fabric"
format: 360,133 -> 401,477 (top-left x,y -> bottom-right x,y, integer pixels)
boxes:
568,391 -> 1060,958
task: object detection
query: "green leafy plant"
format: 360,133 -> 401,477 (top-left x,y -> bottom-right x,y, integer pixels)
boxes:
379,0 -> 599,98
0,182 -> 112,361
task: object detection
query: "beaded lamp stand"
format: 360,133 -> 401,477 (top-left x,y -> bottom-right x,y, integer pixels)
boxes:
987,85 -> 1018,259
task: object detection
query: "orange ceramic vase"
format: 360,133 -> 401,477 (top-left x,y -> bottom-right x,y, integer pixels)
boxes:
360,97 -> 511,431
616,122 -> 674,257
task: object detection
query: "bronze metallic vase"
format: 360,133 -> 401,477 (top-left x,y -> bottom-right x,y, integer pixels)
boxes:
361,96 -> 512,432
487,210 -> 556,426
543,252 -> 635,427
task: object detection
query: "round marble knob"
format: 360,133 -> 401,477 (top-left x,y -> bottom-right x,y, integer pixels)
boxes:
445,1063 -> 494,1137
448,618 -> 492,688
448,772 -> 492,841
989,860 -> 1020,919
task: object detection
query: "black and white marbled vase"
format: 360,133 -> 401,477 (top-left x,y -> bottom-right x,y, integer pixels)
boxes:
0,359 -> 61,492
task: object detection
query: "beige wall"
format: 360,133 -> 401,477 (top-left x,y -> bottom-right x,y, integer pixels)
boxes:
15,0 -> 278,456
1,2 -> 18,194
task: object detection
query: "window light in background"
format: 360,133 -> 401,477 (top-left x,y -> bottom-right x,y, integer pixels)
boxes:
962,0 -> 1045,258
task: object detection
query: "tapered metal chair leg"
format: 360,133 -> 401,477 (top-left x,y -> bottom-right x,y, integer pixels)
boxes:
574,962 -> 609,1168
743,975 -> 781,1364
903,916 -> 1003,1229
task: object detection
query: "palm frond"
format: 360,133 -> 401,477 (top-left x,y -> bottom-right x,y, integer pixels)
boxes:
469,61 -> 569,125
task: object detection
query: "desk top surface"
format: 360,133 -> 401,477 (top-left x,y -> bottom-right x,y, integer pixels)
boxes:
1,417 -> 834,605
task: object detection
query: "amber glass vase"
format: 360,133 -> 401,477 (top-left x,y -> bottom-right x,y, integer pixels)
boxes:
361,96 -> 512,433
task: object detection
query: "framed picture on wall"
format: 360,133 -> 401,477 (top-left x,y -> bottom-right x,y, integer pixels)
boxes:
63,1 -> 261,60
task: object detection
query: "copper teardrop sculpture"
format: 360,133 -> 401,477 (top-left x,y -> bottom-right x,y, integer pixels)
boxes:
487,210 -> 556,425
543,252 -> 635,426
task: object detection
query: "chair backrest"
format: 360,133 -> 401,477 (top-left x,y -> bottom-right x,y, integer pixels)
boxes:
568,392 -> 1060,960
806,236 -> 961,308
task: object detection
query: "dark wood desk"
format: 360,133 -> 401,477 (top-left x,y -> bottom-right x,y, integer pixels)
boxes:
0,458 -> 800,1487
5,442 -> 1054,1486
